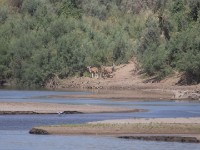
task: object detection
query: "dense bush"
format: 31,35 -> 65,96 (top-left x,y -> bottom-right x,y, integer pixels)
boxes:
136,0 -> 200,82
0,0 -> 200,87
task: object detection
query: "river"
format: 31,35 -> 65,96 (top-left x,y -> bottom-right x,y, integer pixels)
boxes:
0,89 -> 200,150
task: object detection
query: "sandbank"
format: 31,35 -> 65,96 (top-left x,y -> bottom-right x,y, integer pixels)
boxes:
29,117 -> 200,143
29,117 -> 200,135
0,102 -> 143,114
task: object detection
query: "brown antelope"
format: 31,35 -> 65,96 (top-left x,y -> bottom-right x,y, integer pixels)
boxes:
87,66 -> 99,78
101,64 -> 115,78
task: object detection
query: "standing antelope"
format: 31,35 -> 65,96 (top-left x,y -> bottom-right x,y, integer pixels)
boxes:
101,64 -> 115,78
87,66 -> 99,78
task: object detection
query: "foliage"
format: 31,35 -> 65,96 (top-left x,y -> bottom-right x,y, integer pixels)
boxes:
168,24 -> 200,84
0,0 -> 200,86
136,0 -> 200,82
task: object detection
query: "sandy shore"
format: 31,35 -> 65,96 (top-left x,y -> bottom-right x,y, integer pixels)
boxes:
0,102 -> 143,114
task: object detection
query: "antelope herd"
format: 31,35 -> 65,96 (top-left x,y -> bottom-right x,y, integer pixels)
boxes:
87,65 -> 115,79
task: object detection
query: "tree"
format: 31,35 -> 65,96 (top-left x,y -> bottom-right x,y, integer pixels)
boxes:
189,0 -> 200,21
22,0 -> 39,16
169,25 -> 200,84
9,0 -> 23,10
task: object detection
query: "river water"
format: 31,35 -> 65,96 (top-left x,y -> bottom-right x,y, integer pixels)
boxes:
0,89 -> 200,150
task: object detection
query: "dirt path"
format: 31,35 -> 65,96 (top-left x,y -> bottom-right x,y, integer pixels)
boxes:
113,61 -> 138,81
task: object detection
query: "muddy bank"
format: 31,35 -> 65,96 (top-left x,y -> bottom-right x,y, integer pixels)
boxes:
118,135 -> 200,143
0,111 -> 39,115
48,88 -> 200,102
49,89 -> 174,101
0,111 -> 82,115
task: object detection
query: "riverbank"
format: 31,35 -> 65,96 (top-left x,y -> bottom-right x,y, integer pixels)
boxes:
48,88 -> 200,102
2,61 -> 200,101
0,102 -> 143,114
46,61 -> 200,101
49,89 -> 174,101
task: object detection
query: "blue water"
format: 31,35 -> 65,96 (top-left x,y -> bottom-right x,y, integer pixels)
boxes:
0,89 -> 89,99
1,90 -> 200,119
0,89 -> 200,149
0,113 -> 141,130
0,131 -> 200,150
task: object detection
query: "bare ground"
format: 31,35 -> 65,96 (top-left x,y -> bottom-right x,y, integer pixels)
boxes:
57,61 -> 199,90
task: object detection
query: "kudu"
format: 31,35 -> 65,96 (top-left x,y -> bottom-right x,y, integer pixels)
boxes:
101,63 -> 115,78
87,66 -> 99,78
